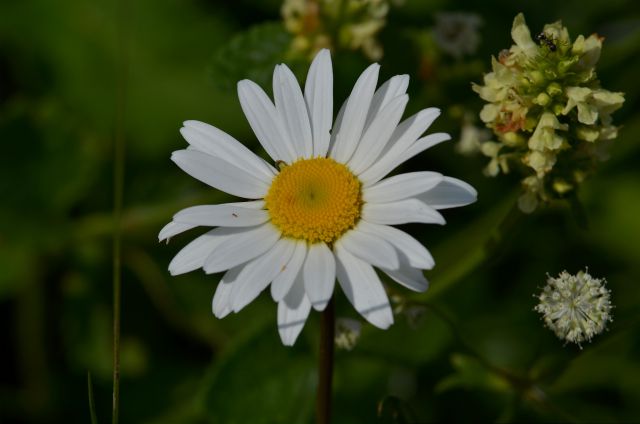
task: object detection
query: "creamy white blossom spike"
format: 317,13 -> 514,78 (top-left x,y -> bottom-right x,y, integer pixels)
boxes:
161,49 -> 477,346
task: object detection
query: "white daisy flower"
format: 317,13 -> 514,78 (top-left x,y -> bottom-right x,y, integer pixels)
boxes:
160,49 -> 477,346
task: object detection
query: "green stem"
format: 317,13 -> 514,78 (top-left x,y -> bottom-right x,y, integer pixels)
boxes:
316,297 -> 335,424
88,372 -> 99,424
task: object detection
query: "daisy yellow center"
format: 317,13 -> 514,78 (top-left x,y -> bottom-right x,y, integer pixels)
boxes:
265,157 -> 362,244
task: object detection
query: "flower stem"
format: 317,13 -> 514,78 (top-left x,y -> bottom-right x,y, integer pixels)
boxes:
88,372 -> 99,424
317,297 -> 335,424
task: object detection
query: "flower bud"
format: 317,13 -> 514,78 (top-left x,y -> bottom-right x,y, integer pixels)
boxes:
528,70 -> 546,85
502,131 -> 524,147
552,178 -> 573,194
546,82 -> 563,97
535,92 -> 552,106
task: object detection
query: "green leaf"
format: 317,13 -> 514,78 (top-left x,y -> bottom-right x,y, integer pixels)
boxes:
209,22 -> 292,90
418,191 -> 520,301
200,325 -> 316,424
436,353 -> 511,394
377,395 -> 413,424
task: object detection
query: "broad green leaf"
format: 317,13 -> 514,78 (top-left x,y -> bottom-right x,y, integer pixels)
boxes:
200,324 -> 315,424
436,353 -> 511,393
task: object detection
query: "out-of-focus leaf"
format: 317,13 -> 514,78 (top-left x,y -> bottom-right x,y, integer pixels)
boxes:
200,325 -> 315,424
0,242 -> 33,299
529,353 -> 573,385
377,395 -> 414,424
436,353 -> 511,394
60,273 -> 113,379
355,311 -> 452,366
586,173 -> 640,263
419,191 -> 520,300
550,324 -> 640,395
209,22 -> 292,90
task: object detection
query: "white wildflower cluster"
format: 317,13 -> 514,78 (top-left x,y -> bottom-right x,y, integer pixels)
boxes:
456,112 -> 491,155
432,12 -> 483,60
473,13 -> 624,213
282,0 -> 389,60
391,294 -> 428,328
535,270 -> 612,347
335,318 -> 362,351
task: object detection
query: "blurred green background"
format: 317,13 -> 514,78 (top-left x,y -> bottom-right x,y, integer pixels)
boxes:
1,0 -> 639,423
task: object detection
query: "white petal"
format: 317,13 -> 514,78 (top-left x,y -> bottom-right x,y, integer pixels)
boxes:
381,265 -> 429,292
203,224 -> 280,274
378,108 -> 441,161
168,227 -> 243,276
304,49 -> 333,157
328,98 -> 347,156
274,64 -> 313,159
181,121 -> 277,179
230,238 -> 295,312
238,79 -> 296,163
303,243 -> 336,311
161,204 -> 265,242
221,200 -> 266,209
334,243 -> 394,329
417,176 -> 478,209
359,132 -> 450,186
212,266 -> 242,318
362,198 -> 446,225
278,277 -> 311,346
271,241 -> 307,302
330,63 -> 380,163
348,94 -> 409,174
364,75 -> 410,131
159,221 -> 196,242
363,171 -> 443,204
340,227 -> 399,270
171,149 -> 269,199
357,221 -> 434,269
173,204 -> 269,227
359,108 -> 441,186
403,133 -> 452,162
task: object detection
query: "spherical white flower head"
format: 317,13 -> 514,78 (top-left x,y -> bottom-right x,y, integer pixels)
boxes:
160,49 -> 477,346
535,270 -> 612,347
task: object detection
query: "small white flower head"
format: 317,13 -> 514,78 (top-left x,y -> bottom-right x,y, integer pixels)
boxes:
535,269 -> 613,347
432,12 -> 483,59
335,318 -> 362,351
390,294 -> 427,328
456,113 -> 491,156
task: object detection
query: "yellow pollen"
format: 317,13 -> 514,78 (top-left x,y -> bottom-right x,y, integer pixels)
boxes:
265,157 -> 362,244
